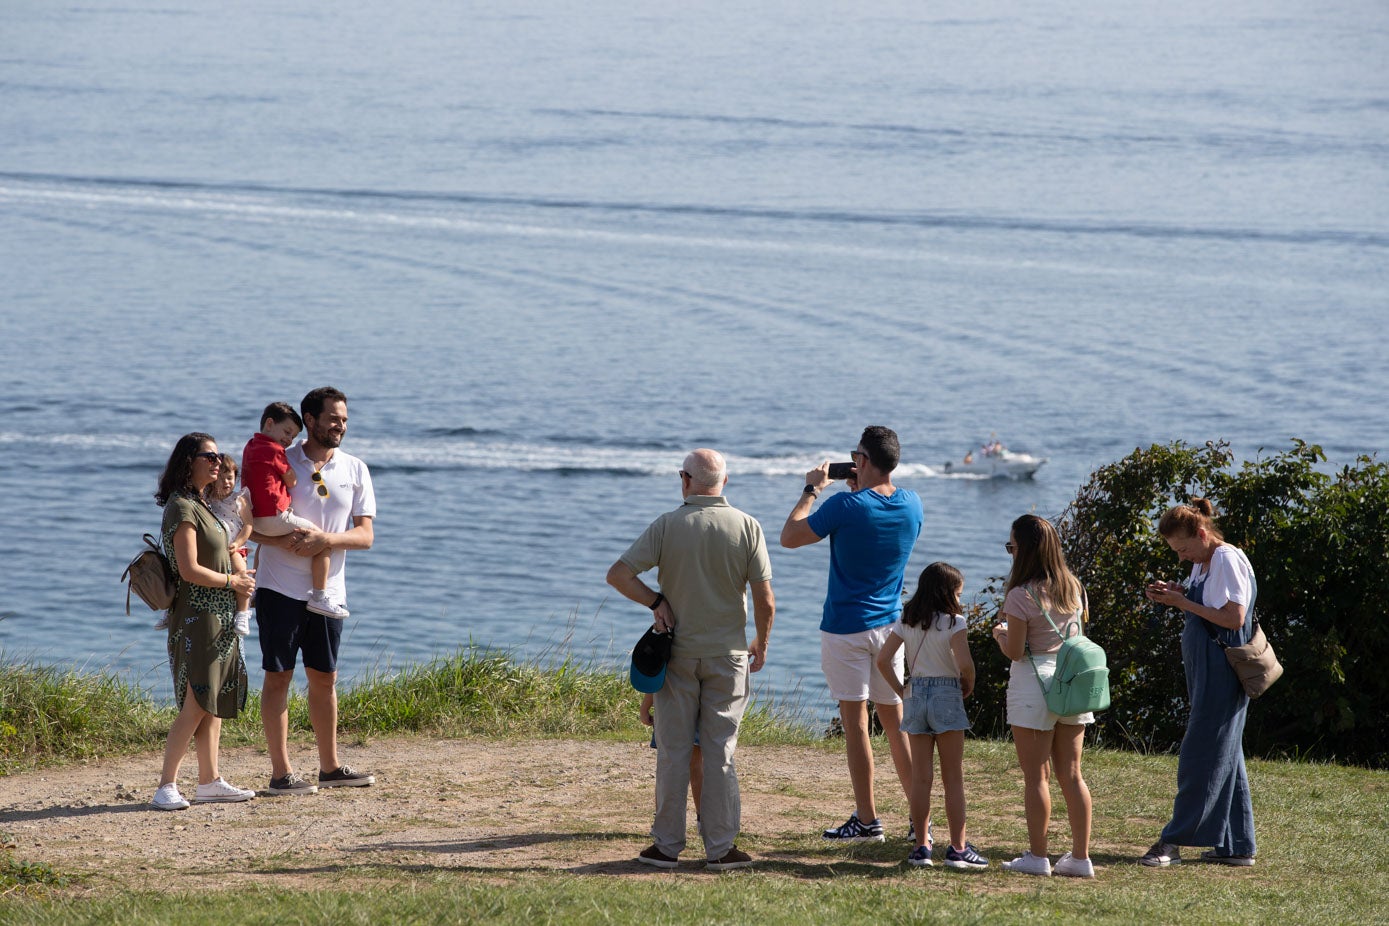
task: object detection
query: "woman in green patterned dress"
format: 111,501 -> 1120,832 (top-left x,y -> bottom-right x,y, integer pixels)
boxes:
150,433 -> 257,811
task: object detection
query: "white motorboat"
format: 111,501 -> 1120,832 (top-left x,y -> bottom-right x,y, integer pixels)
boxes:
942,441 -> 1046,479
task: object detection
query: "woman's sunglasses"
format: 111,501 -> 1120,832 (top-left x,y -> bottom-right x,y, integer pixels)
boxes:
311,469 -> 330,498
192,452 -> 221,464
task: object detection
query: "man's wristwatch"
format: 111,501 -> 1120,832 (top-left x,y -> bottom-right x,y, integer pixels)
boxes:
803,484 -> 820,497
648,593 -> 665,611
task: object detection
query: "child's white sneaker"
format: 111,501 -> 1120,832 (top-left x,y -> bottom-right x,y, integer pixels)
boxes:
306,593 -> 349,619
233,610 -> 251,637
1054,852 -> 1095,878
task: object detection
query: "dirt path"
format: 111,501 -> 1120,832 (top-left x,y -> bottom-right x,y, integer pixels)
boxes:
1,737 -> 870,894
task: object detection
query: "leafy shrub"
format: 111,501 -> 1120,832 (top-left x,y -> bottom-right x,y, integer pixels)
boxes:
1023,439 -> 1387,768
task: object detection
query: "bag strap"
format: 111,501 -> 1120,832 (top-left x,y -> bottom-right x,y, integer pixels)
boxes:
1023,586 -> 1086,694
1202,608 -> 1257,650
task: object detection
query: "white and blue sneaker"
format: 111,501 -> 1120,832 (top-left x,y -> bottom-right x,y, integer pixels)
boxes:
823,812 -> 885,844
944,842 -> 989,870
907,844 -> 933,867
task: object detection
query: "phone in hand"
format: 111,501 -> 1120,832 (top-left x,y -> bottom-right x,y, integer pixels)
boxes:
827,462 -> 856,480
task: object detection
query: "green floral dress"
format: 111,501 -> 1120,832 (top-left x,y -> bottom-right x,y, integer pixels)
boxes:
161,491 -> 248,718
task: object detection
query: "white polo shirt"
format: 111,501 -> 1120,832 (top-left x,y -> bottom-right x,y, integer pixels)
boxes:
256,442 -> 376,603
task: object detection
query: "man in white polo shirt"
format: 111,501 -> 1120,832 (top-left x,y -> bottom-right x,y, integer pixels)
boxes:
252,386 -> 376,796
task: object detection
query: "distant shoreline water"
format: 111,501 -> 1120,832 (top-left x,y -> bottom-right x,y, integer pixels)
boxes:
3,0 -> 1385,713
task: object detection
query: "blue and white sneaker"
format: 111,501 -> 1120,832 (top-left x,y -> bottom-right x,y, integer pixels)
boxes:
944,842 -> 989,870
907,844 -> 933,867
823,812 -> 885,844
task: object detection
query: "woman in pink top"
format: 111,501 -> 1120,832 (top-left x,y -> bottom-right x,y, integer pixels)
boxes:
991,514 -> 1095,878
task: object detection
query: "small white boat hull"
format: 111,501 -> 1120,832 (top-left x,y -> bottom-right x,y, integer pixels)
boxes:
942,451 -> 1046,479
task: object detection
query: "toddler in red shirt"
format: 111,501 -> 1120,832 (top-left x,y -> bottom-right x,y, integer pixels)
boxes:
242,402 -> 348,618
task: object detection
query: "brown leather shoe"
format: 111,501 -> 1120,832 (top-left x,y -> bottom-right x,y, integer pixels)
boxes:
706,845 -> 753,872
637,844 -> 679,869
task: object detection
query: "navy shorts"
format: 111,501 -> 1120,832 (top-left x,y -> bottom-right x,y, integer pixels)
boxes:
255,587 -> 343,674
901,676 -> 971,736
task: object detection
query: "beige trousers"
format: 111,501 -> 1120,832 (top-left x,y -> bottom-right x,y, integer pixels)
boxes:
652,652 -> 749,860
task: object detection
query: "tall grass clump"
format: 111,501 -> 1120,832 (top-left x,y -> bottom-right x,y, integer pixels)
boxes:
0,658 -> 168,775
332,646 -> 810,744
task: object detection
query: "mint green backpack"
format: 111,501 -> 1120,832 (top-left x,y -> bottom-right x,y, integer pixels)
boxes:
1026,587 -> 1111,716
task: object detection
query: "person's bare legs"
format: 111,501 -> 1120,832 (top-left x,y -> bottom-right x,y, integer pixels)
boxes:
230,550 -> 251,612
840,699 -> 878,821
876,700 -> 914,805
261,669 -> 295,778
194,713 -> 223,786
1012,725 -> 1056,858
160,684 -> 210,786
305,666 -> 340,773
1051,722 -> 1092,859
311,551 -> 331,595
935,729 -> 968,849
907,732 -> 935,847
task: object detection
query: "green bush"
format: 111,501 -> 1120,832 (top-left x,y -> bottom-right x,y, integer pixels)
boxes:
1034,439 -> 1386,768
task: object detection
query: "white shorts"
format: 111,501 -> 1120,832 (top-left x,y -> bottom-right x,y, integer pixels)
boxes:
1006,656 -> 1095,731
821,626 -> 902,705
251,508 -> 317,536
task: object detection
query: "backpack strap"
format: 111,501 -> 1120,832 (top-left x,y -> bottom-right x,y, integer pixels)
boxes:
1023,585 -> 1085,696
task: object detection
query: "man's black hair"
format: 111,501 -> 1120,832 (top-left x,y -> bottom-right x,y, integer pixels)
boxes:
301,386 -> 348,422
859,425 -> 901,473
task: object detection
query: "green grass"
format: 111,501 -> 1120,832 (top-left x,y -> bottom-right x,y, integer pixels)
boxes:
2,653 -> 1386,923
0,647 -> 815,779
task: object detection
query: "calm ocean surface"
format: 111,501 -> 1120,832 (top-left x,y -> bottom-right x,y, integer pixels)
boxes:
2,0 -> 1385,720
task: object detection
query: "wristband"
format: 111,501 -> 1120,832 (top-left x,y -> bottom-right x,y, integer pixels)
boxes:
224,574 -> 231,589
648,593 -> 665,611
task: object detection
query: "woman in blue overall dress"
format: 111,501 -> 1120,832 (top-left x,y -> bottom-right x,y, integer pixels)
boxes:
1140,499 -> 1258,867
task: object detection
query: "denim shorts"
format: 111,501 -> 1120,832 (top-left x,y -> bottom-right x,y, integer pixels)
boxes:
901,676 -> 971,736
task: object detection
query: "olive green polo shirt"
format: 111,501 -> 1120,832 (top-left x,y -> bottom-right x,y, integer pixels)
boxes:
619,495 -> 772,658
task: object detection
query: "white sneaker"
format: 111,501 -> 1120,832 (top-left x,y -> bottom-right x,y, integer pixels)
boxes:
1054,852 -> 1095,878
151,783 -> 189,811
233,611 -> 251,637
1002,851 -> 1052,876
193,777 -> 256,803
306,594 -> 350,619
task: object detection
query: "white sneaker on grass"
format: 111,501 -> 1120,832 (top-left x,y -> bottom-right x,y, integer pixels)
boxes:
306,593 -> 350,618
151,783 -> 189,811
193,778 -> 256,803
1002,851 -> 1052,876
1054,852 -> 1095,878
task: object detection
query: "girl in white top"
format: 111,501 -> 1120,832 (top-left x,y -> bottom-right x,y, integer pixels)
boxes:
206,454 -> 254,637
876,562 -> 988,870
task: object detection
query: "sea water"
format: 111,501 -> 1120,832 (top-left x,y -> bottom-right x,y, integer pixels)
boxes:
1,0 -> 1385,718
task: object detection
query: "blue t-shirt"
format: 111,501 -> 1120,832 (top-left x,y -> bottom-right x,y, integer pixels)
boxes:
806,487 -> 923,634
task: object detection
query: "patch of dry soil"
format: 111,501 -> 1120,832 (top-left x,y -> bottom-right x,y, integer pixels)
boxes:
1,737 -> 868,895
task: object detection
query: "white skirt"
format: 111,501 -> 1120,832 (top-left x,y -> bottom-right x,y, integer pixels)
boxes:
1006,656 -> 1095,731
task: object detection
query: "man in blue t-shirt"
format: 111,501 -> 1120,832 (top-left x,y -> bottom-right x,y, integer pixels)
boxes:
781,425 -> 922,844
